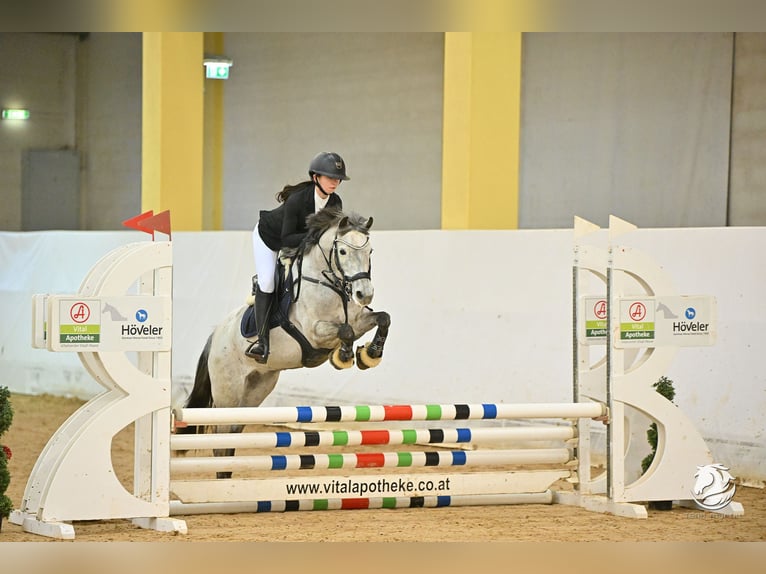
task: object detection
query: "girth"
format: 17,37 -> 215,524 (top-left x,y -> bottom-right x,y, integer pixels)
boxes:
241,254 -> 333,368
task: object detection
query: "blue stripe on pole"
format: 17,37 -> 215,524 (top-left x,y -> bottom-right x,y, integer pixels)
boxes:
436,496 -> 451,507
482,403 -> 498,418
451,451 -> 467,465
275,432 -> 291,447
257,501 -> 271,512
271,455 -> 287,470
456,428 -> 471,442
296,406 -> 313,422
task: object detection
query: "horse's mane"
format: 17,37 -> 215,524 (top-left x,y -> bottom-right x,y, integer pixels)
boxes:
298,209 -> 370,254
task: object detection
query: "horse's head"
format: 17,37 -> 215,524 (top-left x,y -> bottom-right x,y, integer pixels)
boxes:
305,210 -> 375,307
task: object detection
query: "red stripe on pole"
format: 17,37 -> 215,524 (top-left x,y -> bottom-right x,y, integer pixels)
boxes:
359,430 -> 390,445
341,498 -> 370,510
356,453 -> 386,468
383,405 -> 413,420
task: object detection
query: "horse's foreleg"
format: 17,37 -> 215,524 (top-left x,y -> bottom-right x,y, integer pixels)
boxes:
356,311 -> 391,370
330,323 -> 356,369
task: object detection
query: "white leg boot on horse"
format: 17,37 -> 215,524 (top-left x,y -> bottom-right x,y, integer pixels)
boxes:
245,285 -> 274,363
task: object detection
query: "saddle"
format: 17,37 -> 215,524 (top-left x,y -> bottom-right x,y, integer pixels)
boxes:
240,252 -> 333,367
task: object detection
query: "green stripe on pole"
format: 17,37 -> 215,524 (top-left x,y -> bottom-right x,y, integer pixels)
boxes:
313,499 -> 329,510
401,429 -> 418,444
332,431 -> 349,446
425,405 -> 442,420
327,454 -> 344,468
382,497 -> 397,508
355,405 -> 371,421
397,452 -> 413,467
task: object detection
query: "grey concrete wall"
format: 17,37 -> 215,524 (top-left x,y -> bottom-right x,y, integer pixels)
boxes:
78,33 -> 142,230
519,33 -> 734,229
729,33 -> 766,226
221,32 -> 445,231
2,33 -> 766,231
0,33 -> 77,230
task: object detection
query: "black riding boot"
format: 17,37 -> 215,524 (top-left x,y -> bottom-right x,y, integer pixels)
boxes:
245,286 -> 274,363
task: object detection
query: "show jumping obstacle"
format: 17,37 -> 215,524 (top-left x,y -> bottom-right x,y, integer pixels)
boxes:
168,401 -> 602,515
9,215 -> 744,540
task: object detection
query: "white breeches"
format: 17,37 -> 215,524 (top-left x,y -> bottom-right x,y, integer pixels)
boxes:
252,224 -> 277,293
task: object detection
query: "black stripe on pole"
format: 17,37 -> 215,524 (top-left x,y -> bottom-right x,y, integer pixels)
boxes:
304,431 -> 320,447
299,454 -> 316,469
454,404 -> 471,419
424,451 -> 440,466
325,406 -> 342,422
428,429 -> 445,443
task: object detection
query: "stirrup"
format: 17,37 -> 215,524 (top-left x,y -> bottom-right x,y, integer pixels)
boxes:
245,340 -> 268,362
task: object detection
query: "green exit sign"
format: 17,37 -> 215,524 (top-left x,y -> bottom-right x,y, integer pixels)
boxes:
204,59 -> 232,80
2,109 -> 30,120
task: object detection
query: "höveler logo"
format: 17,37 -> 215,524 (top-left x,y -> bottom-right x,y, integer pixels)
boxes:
691,463 -> 737,510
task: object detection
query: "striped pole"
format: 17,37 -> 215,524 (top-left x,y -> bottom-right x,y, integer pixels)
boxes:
170,425 -> 576,451
174,402 -> 605,426
169,491 -> 554,515
170,447 -> 571,474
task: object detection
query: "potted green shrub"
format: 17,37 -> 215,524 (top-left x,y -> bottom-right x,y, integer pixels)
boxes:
640,376 -> 675,511
0,386 -> 14,531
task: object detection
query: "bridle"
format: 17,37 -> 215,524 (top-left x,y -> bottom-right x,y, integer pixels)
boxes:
296,229 -> 372,322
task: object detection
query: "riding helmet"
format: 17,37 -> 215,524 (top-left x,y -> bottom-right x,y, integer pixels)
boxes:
309,152 -> 350,181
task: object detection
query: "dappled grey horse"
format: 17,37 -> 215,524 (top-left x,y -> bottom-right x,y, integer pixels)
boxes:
178,210 -> 391,477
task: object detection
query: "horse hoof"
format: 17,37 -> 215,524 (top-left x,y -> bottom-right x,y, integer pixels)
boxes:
330,347 -> 354,370
356,344 -> 382,370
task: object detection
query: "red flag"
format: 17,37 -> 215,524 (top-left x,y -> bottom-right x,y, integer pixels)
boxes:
122,210 -> 154,233
141,210 -> 172,239
122,210 -> 171,239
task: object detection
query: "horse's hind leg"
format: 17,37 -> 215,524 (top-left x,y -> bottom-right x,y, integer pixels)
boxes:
213,424 -> 244,479
212,370 -> 280,479
357,311 -> 391,370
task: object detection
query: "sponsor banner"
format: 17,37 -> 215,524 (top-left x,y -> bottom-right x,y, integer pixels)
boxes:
579,296 -> 608,344
618,298 -> 655,344
47,295 -> 171,352
580,295 -> 716,348
616,295 -> 716,348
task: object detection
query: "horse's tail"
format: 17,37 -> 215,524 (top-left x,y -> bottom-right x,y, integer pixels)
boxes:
176,334 -> 214,437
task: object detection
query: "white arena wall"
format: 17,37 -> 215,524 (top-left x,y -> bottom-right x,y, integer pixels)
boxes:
1,226 -> 764,486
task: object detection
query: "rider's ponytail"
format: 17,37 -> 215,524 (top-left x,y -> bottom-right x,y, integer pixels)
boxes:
276,180 -> 313,203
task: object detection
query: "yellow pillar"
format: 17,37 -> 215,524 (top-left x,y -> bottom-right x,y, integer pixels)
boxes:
203,32 -> 225,230
142,33 -> 204,231
442,32 -> 522,230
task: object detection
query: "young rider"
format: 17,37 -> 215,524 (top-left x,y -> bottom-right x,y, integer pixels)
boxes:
246,151 -> 350,362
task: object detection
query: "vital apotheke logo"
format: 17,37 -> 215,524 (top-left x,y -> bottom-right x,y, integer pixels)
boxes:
60,301 -> 100,344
